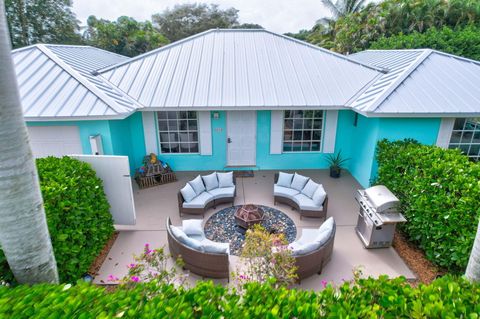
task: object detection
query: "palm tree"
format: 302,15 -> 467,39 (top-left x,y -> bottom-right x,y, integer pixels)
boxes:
321,0 -> 367,19
0,0 -> 58,284
466,220 -> 480,282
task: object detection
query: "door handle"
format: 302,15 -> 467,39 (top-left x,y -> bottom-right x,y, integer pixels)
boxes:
227,137 -> 232,143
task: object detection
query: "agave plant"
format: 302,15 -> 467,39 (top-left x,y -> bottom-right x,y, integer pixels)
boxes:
325,151 -> 350,178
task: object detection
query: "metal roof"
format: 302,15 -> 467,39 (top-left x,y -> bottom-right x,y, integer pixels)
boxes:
349,49 -> 480,116
12,44 -> 139,120
98,29 -> 381,109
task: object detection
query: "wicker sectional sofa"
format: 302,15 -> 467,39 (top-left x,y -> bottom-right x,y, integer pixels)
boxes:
290,217 -> 336,281
178,172 -> 236,217
166,217 -> 230,279
274,172 -> 328,220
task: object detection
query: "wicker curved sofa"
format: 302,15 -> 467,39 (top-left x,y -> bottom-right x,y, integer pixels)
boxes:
178,173 -> 236,217
294,221 -> 336,281
273,173 -> 328,220
166,217 -> 229,279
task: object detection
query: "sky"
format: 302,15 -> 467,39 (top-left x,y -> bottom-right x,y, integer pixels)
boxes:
72,0 -> 332,34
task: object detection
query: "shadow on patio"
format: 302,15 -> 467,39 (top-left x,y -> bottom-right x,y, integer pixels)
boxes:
94,169 -> 415,290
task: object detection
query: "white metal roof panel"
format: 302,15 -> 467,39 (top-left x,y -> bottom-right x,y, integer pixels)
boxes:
348,49 -> 480,115
99,29 -> 381,109
12,44 -> 138,120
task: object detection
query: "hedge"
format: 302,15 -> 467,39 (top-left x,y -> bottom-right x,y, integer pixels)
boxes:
376,139 -> 480,272
0,157 -> 114,283
0,276 -> 479,318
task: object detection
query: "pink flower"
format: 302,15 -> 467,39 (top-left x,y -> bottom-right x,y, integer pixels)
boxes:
321,280 -> 328,288
131,276 -> 140,282
107,274 -> 119,282
127,263 -> 136,269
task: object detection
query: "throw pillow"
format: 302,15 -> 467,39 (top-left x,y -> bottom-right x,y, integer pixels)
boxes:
171,225 -> 203,251
277,172 -> 294,187
182,219 -> 204,236
312,184 -> 327,206
202,242 -> 229,254
189,175 -> 206,195
180,183 -> 197,203
301,179 -> 319,198
290,173 -> 309,191
202,172 -> 219,191
217,171 -> 234,188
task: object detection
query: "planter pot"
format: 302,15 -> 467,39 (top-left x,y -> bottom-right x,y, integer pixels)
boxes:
330,166 -> 341,178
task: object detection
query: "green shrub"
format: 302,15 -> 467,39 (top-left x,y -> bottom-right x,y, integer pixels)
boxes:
376,139 -> 480,272
0,276 -> 479,317
0,157 -> 114,283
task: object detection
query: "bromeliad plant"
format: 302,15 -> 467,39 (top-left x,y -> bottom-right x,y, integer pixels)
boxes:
235,224 -> 297,289
325,150 -> 350,178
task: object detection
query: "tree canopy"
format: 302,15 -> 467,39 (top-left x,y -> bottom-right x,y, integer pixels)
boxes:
370,25 -> 480,61
292,0 -> 480,55
83,16 -> 169,57
152,3 -> 240,42
5,0 -> 81,48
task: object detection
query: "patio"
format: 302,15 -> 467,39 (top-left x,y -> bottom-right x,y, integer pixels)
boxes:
94,169 -> 415,290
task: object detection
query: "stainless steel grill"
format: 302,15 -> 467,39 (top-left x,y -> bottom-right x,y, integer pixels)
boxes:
355,185 -> 407,248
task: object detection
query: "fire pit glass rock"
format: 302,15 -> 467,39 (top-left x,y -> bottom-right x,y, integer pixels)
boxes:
234,204 -> 265,230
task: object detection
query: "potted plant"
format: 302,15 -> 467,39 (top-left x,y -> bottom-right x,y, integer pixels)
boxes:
326,151 -> 349,178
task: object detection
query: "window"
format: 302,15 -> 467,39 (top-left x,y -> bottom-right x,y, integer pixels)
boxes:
448,118 -> 480,161
282,110 -> 323,152
157,111 -> 199,153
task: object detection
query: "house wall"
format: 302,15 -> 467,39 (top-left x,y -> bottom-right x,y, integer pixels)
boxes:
344,114 -> 442,187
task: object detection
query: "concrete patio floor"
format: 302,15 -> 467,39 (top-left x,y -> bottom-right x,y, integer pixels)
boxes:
95,170 -> 415,290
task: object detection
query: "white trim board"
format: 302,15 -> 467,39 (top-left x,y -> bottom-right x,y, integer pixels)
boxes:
436,118 -> 455,148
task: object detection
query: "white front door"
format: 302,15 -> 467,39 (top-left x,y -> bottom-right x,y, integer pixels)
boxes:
70,155 -> 136,225
226,111 -> 256,166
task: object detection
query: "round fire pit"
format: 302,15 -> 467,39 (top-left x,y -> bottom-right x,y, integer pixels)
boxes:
234,204 -> 265,230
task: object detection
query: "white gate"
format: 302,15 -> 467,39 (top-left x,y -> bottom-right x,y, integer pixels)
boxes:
70,155 -> 136,225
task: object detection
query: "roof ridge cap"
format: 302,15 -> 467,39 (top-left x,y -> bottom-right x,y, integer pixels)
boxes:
36,44 -> 130,115
360,49 -> 432,113
96,29 -> 216,73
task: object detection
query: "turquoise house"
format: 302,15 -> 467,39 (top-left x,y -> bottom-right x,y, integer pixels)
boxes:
12,29 -> 480,187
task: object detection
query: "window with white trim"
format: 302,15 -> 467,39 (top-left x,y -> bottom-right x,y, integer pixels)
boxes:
282,110 -> 323,152
157,111 -> 199,153
448,118 -> 480,161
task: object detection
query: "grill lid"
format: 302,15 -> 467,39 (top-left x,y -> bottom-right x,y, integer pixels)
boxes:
364,185 -> 399,212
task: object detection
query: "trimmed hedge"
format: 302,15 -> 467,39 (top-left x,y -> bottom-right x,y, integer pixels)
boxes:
0,276 -> 479,317
0,157 -> 114,283
376,139 -> 480,272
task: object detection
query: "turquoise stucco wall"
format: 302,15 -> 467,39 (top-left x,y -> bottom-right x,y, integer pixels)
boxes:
344,114 -> 441,187
155,111 -> 227,171
27,110 -> 442,187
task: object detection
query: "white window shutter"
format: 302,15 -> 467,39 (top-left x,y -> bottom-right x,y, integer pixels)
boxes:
436,118 -> 455,148
142,111 -> 158,154
198,111 -> 212,155
270,110 -> 283,154
322,110 -> 338,153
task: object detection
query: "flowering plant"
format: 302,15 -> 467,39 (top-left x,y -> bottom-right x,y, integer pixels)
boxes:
109,244 -> 185,291
235,224 -> 297,289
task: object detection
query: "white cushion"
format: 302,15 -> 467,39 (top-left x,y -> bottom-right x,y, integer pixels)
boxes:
217,171 -> 234,188
170,225 -> 204,251
180,183 -> 197,203
274,185 -> 299,199
312,185 -> 327,206
290,173 -> 309,191
294,194 -> 323,211
318,217 -> 334,234
297,228 -> 320,245
288,241 -> 319,256
301,180 -> 319,199
182,192 -> 214,209
202,241 -> 229,254
208,186 -> 235,200
182,219 -> 204,236
189,175 -> 206,195
202,172 -> 219,191
277,172 -> 294,187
